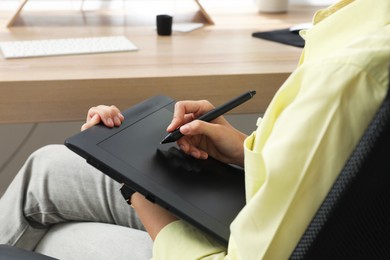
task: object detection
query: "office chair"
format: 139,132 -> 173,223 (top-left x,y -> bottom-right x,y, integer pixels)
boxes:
0,245 -> 56,260
290,73 -> 390,259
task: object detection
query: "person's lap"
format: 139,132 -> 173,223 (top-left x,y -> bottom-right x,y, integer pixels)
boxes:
35,222 -> 153,260
0,144 -> 151,259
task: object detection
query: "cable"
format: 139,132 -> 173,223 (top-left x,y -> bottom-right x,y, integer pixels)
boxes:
0,123 -> 38,175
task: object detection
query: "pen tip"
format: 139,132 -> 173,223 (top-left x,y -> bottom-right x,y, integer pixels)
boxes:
160,133 -> 176,144
160,135 -> 170,144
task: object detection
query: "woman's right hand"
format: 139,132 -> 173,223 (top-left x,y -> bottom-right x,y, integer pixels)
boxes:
81,105 -> 124,131
166,100 -> 247,167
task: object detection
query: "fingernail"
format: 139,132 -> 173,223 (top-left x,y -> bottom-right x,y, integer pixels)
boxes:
200,153 -> 208,160
107,118 -> 114,126
114,116 -> 121,125
180,125 -> 189,134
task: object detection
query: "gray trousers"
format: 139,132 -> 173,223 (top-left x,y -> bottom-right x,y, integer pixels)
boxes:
0,145 -> 152,259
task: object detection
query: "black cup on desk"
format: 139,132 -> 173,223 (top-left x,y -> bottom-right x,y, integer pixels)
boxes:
156,15 -> 173,36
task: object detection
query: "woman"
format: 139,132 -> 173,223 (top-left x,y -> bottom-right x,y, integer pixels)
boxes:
1,0 -> 389,258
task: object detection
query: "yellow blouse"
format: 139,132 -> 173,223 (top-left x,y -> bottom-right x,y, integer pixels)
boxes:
153,0 -> 390,259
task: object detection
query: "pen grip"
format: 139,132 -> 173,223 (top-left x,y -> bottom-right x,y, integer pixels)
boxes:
169,128 -> 184,141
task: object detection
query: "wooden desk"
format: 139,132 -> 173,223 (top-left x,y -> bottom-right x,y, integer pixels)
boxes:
0,0 -> 321,124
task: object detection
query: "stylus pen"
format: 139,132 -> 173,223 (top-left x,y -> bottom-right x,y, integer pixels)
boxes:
160,90 -> 256,144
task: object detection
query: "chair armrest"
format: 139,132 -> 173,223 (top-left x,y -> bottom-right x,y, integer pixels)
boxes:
0,245 -> 57,260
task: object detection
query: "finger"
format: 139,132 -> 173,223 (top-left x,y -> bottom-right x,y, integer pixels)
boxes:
85,106 -> 98,122
180,120 -> 221,141
87,105 -> 123,128
166,102 -> 189,132
177,137 -> 209,160
167,100 -> 214,132
99,105 -> 122,127
176,125 -> 210,159
182,114 -> 196,125
81,114 -> 101,131
109,105 -> 124,126
188,147 -> 209,160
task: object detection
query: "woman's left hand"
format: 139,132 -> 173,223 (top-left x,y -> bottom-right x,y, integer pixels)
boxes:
81,105 -> 124,131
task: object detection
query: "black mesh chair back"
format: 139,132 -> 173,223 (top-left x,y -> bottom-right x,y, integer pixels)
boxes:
290,72 -> 390,259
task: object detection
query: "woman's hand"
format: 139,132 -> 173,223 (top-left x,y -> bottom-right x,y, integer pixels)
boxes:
81,105 -> 124,131
167,100 -> 247,167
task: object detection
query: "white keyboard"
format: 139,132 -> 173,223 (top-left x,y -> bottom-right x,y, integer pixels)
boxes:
0,36 -> 138,59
